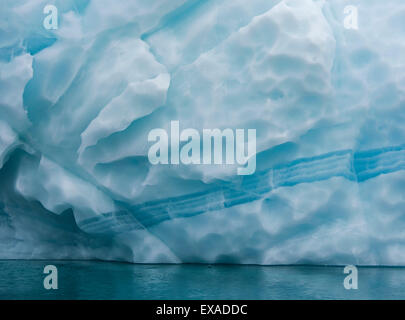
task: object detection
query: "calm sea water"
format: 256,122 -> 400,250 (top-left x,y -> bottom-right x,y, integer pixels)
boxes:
0,260 -> 404,299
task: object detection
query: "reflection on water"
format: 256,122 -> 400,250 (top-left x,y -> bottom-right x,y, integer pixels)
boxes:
0,260 -> 404,299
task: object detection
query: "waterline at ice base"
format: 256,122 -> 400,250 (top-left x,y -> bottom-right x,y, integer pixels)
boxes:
1,0 -> 405,267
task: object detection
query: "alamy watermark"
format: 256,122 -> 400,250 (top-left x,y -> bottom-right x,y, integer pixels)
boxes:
343,5 -> 358,30
43,5 -> 58,30
343,265 -> 358,290
42,3 -> 358,32
43,265 -> 58,290
148,121 -> 256,175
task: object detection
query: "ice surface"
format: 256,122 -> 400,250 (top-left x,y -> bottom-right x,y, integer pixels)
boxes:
0,0 -> 405,264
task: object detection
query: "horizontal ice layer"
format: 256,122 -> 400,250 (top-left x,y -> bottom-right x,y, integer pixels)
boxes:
0,0 -> 404,264
78,145 -> 405,232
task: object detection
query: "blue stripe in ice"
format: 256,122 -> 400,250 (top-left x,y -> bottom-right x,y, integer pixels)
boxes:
79,144 -> 405,234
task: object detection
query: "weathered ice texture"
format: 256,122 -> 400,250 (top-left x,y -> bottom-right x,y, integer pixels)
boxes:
0,0 -> 404,264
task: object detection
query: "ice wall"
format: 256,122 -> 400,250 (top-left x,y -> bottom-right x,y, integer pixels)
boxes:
0,0 -> 405,265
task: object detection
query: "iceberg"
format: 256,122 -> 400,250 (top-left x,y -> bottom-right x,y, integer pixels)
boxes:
0,0 -> 405,265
